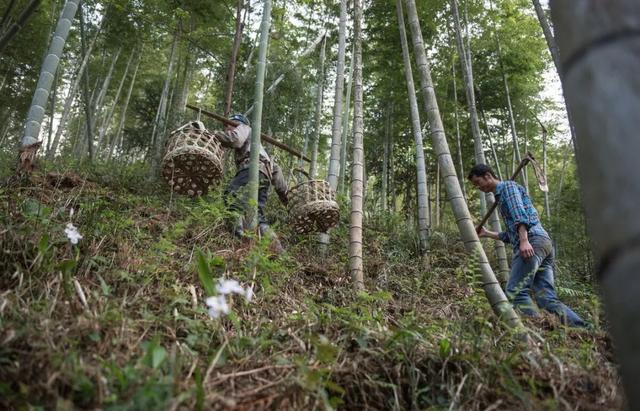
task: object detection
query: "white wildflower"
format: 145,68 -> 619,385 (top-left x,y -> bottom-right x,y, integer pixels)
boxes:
244,286 -> 254,302
216,279 -> 245,295
64,223 -> 83,244
206,295 -> 230,319
205,279 -> 254,320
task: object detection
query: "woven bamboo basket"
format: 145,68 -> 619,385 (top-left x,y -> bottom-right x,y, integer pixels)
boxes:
162,121 -> 224,196
288,179 -> 340,234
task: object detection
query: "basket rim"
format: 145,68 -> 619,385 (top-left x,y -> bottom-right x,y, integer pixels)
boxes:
288,179 -> 335,192
162,145 -> 223,163
289,199 -> 339,210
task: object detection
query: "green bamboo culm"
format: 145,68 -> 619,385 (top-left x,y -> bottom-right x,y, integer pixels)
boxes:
21,0 -> 80,148
246,0 -> 272,230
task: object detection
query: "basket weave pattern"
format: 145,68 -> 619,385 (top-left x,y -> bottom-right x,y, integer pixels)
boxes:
288,180 -> 339,234
162,122 -> 224,196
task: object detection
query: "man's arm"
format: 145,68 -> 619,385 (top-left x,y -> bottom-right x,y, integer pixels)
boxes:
214,124 -> 250,149
477,226 -> 501,240
517,223 -> 535,259
270,162 -> 289,206
502,181 -> 533,230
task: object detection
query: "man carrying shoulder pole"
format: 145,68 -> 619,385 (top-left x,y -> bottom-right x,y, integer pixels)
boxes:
213,113 -> 288,254
468,164 -> 588,328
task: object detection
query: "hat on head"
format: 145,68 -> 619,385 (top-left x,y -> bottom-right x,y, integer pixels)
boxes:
229,113 -> 250,126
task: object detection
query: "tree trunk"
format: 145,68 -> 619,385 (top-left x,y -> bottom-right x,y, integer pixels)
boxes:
451,55 -> 467,199
309,35 -> 327,179
550,1 -> 640,405
554,141 -> 571,219
479,107 -> 504,180
108,51 -> 142,160
45,69 -> 59,154
93,47 -> 121,120
21,0 -> 79,157
349,0 -> 365,292
499,41 -> 524,178
539,120 -> 551,222
223,0 -> 245,117
78,6 -> 94,161
381,105 -> 391,212
319,0 -> 349,248
523,117 -> 530,194
0,0 -> 42,53
339,47 -> 354,196
151,32 -> 179,175
171,39 -> 195,130
298,126 -> 310,170
406,0 -> 521,327
246,0 -> 271,230
0,0 -> 17,30
532,0 -> 577,149
451,0 -> 509,283
451,0 -> 486,215
99,47 -> 135,157
93,47 -> 121,152
327,0 -> 347,191
397,0 -> 430,256
46,17 -> 102,159
435,162 -> 441,227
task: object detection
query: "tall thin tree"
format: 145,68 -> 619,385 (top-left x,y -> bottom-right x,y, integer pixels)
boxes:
396,0 -> 430,256
0,0 -> 43,53
339,47 -> 354,196
108,51 -> 142,160
451,54 -> 467,199
451,0 -> 486,215
98,48 -> 135,155
327,0 -> 347,190
47,18 -> 103,159
309,35 -> 327,179
20,0 -> 80,167
223,0 -> 246,117
532,0 -> 577,149
406,0 -> 521,327
349,0 -> 365,292
451,0 -> 510,282
319,0 -> 348,248
78,8 -> 95,161
246,0 -> 272,230
151,32 -> 178,174
538,119 -> 551,221
381,104 -> 392,212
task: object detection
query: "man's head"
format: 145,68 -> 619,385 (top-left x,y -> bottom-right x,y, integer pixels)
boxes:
468,164 -> 499,193
229,114 -> 250,126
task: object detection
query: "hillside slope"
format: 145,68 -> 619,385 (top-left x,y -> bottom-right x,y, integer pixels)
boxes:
0,164 -> 621,410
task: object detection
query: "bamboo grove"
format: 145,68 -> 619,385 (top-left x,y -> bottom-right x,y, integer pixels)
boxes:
2,0 -> 639,406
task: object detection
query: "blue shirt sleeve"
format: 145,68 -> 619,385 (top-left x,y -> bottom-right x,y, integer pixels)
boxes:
502,181 -> 532,231
498,231 -> 510,244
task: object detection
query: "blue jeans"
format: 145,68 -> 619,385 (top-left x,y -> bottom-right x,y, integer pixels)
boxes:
506,235 -> 587,328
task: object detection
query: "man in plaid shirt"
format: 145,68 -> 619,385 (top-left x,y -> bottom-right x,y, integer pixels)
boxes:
468,164 -> 588,328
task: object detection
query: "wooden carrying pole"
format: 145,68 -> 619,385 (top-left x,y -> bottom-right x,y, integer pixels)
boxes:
186,103 -> 311,163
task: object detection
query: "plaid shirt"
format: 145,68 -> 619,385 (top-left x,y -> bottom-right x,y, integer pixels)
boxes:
495,180 -> 549,251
